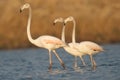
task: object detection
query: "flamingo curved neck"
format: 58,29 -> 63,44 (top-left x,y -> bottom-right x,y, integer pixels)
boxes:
27,6 -> 35,44
62,20 -> 76,44
61,25 -> 66,43
72,19 -> 76,43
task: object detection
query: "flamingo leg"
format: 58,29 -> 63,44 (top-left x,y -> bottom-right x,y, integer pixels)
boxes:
52,50 -> 66,69
48,50 -> 52,71
89,54 -> 96,70
74,56 -> 78,68
92,57 -> 97,68
79,56 -> 86,66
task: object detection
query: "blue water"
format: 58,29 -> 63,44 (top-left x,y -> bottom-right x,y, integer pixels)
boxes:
0,44 -> 120,80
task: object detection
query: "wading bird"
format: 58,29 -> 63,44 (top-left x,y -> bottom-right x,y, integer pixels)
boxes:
53,17 -> 86,68
64,16 -> 104,69
20,3 -> 66,71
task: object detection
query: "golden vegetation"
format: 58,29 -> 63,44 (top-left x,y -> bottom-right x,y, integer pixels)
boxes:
0,0 -> 120,49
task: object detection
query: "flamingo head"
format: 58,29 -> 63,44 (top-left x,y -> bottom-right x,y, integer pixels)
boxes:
64,16 -> 74,25
20,3 -> 30,12
92,47 -> 104,54
53,17 -> 64,25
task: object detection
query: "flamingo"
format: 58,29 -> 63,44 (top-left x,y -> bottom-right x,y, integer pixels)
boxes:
64,16 -> 104,69
53,17 -> 86,68
20,3 -> 67,71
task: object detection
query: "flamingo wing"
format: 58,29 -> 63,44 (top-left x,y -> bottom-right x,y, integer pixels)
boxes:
44,39 -> 64,45
80,41 -> 103,51
39,35 -> 65,45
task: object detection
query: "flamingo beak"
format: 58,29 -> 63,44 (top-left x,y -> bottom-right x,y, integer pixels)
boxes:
20,9 -> 22,13
64,23 -> 66,25
53,22 -> 55,26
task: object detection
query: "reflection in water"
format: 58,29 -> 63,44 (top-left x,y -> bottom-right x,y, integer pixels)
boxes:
0,44 -> 120,80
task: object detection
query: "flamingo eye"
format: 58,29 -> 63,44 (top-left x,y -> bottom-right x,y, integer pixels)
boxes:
93,49 -> 96,51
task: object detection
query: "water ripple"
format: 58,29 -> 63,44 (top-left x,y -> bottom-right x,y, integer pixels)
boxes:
0,44 -> 120,80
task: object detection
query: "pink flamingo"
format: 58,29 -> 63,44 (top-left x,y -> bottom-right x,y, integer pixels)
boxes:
20,3 -> 66,70
53,17 -> 86,68
64,16 -> 104,69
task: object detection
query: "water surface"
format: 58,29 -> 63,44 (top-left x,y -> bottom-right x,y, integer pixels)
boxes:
0,44 -> 120,80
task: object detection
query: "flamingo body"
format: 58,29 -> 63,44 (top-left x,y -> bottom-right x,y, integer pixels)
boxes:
53,17 -> 86,67
72,41 -> 103,55
33,35 -> 66,49
63,16 -> 104,69
63,45 -> 83,56
20,3 -> 66,70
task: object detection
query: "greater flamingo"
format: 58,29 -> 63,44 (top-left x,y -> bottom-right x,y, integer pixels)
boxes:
64,16 -> 104,69
20,3 -> 66,70
53,17 -> 86,68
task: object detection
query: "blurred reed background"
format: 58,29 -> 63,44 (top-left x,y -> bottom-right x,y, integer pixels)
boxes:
0,0 -> 120,49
